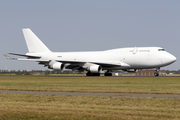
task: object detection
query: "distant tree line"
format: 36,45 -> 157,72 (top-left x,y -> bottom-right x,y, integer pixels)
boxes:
0,70 -> 84,75
0,69 -> 179,75
166,70 -> 180,74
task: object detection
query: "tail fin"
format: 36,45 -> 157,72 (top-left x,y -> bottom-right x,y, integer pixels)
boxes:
22,28 -> 51,53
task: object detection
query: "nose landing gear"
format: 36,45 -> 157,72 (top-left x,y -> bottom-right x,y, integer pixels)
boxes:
154,72 -> 159,76
154,68 -> 160,77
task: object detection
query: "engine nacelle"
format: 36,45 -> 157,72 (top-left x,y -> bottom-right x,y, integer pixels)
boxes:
49,61 -> 64,71
87,65 -> 102,73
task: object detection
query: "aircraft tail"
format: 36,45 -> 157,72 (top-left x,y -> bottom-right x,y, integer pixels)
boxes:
22,28 -> 51,53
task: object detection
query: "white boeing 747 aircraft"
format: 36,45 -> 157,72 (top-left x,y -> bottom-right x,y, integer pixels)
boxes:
4,28 -> 176,76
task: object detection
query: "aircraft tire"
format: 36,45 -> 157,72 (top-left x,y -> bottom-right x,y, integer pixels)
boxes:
104,73 -> 112,76
154,72 -> 159,77
86,72 -> 100,76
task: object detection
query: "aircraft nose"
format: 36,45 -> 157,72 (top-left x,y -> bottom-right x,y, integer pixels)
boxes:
171,55 -> 177,62
162,53 -> 176,64
168,53 -> 176,62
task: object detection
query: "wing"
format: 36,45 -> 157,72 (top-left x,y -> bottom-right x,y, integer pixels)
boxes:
3,54 -> 17,60
3,53 -> 85,71
9,53 -> 41,59
65,64 -> 84,71
56,59 -> 130,70
3,53 -> 48,62
3,53 -> 130,71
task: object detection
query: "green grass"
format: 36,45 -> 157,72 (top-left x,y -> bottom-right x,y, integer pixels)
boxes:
0,93 -> 180,120
0,76 -> 180,120
0,76 -> 180,94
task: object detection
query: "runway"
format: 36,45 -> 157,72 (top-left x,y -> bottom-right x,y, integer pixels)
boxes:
0,90 -> 180,98
1,75 -> 180,78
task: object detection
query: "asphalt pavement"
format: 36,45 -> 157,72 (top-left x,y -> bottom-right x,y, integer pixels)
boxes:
0,90 -> 180,98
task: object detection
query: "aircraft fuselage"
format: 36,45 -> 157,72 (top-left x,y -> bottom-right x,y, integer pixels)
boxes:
27,47 -> 176,71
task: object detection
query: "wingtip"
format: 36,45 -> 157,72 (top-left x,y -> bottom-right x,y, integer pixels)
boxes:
3,54 -> 11,60
3,54 -> 18,60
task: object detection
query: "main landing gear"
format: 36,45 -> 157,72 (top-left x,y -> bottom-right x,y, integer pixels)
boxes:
104,70 -> 112,76
86,70 -> 113,76
154,68 -> 160,77
86,71 -> 100,76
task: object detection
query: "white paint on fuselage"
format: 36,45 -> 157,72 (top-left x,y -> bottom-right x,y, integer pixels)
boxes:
27,47 -> 176,70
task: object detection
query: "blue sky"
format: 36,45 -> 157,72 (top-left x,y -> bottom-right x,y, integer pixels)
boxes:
0,0 -> 179,70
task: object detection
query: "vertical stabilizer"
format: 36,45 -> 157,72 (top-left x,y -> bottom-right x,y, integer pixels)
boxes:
22,28 -> 51,53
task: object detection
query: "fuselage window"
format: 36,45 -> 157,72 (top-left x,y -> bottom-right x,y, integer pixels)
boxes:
158,49 -> 165,51
139,50 -> 149,52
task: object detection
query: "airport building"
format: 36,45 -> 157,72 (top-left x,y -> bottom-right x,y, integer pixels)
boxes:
136,70 -> 166,76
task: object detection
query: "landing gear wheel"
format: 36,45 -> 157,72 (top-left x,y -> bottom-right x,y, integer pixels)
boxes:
92,73 -> 100,76
154,72 -> 159,77
86,72 -> 91,76
104,72 -> 112,76
154,68 -> 160,77
86,72 -> 100,76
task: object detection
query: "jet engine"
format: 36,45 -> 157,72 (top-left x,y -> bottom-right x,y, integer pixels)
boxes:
49,61 -> 64,71
87,65 -> 102,73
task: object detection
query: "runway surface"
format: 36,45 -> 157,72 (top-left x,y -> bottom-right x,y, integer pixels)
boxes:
1,75 -> 180,77
0,90 -> 180,98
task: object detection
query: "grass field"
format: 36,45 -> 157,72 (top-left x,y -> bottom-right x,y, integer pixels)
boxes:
0,76 -> 180,94
0,76 -> 180,120
0,93 -> 180,120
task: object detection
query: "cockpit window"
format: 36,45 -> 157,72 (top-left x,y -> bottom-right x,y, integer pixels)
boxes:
158,49 -> 165,51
